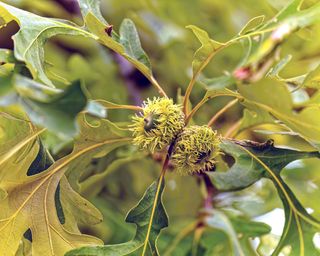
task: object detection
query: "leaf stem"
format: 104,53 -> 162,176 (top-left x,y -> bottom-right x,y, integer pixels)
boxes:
207,99 -> 238,127
185,98 -> 205,124
186,94 -> 240,125
182,43 -> 228,115
183,59 -> 215,115
93,100 -> 143,111
141,142 -> 174,255
111,104 -> 143,111
183,76 -> 197,115
150,76 -> 168,98
182,34 -> 258,115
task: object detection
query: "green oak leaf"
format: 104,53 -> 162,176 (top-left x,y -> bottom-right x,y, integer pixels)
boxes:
77,0 -> 108,27
238,108 -> 274,134
119,19 -> 152,71
0,49 -> 16,64
211,139 -> 320,191
77,0 -> 157,90
0,2 -> 96,86
270,174 -> 320,256
211,139 -> 320,256
66,179 -> 169,256
14,76 -> 87,138
80,153 -> 147,198
202,210 -> 271,256
238,78 -> 320,149
238,0 -> 320,76
282,159 -> 320,220
186,25 -> 225,76
65,115 -> 132,192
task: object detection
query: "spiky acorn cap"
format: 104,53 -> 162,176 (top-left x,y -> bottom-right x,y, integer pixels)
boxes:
171,125 -> 220,175
131,97 -> 185,152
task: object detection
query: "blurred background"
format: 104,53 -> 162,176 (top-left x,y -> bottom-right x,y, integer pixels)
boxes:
1,0 -> 320,255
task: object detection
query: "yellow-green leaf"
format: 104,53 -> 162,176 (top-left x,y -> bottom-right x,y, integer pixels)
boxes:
0,2 -> 96,87
0,113 -> 131,255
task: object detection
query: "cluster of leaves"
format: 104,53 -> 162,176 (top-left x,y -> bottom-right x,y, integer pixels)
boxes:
0,0 -> 320,255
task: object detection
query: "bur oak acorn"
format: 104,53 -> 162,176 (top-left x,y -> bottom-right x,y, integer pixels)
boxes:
171,125 -> 221,175
131,97 -> 185,152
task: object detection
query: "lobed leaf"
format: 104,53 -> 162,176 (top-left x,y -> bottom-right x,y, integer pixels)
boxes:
186,25 -> 225,76
0,111 -> 131,255
76,0 -> 163,94
235,0 -> 320,80
211,139 -> 320,255
66,179 -> 169,256
238,78 -> 320,149
238,108 -> 274,134
119,19 -> 152,71
211,139 -> 320,191
77,0 -> 108,26
203,210 -> 271,256
14,76 -> 88,138
0,2 -> 96,87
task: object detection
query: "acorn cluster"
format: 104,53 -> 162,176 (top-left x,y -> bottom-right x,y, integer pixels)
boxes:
131,97 -> 221,175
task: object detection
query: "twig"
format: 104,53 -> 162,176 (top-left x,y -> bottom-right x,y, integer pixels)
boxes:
201,173 -> 218,210
185,99 -> 205,125
182,45 -> 226,115
207,99 -> 238,127
150,76 -> 168,98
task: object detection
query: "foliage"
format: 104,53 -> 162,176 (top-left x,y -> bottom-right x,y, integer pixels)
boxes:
0,0 -> 320,255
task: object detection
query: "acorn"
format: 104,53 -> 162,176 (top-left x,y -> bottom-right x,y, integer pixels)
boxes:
171,125 -> 220,175
131,97 -> 185,152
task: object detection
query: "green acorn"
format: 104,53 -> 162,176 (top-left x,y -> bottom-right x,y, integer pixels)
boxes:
131,97 -> 185,152
171,125 -> 220,175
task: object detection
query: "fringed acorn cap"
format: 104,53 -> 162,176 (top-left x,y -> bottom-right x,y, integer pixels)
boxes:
171,125 -> 221,175
131,97 -> 185,152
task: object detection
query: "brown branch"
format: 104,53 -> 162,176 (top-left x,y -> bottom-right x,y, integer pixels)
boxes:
201,172 -> 218,210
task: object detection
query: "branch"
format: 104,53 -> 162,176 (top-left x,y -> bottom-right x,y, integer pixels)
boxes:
200,172 -> 218,210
